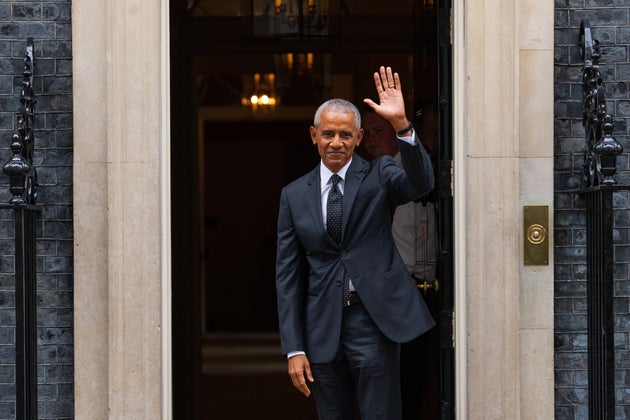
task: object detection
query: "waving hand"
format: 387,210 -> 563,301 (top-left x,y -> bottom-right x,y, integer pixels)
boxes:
363,66 -> 411,134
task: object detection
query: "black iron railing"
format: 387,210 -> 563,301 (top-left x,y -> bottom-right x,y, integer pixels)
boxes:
578,20 -> 627,420
1,37 -> 40,420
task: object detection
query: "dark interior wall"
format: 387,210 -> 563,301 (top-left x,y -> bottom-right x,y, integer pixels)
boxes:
0,2 -> 74,419
169,2 -> 441,418
555,5 -> 630,419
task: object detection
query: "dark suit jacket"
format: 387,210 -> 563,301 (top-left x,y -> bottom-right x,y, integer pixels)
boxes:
275,138 -> 435,363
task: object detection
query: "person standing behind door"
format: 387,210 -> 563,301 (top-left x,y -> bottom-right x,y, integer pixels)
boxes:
275,66 -> 435,419
358,109 -> 437,282
358,108 -> 439,420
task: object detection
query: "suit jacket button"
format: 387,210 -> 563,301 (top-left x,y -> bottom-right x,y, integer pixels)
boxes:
336,280 -> 342,286
341,250 -> 347,257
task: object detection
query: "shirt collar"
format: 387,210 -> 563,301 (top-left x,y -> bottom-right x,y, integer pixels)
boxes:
320,158 -> 352,189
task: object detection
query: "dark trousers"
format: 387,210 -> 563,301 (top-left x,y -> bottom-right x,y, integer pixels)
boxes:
310,303 -> 402,420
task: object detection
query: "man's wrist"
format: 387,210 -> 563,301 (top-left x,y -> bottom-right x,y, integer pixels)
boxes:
395,121 -> 414,136
287,350 -> 306,359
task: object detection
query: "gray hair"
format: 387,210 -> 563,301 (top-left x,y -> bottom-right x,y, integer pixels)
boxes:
313,98 -> 361,131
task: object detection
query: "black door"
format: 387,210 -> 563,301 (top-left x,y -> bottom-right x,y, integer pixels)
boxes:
436,0 -> 456,418
399,1 -> 454,419
169,1 -> 455,418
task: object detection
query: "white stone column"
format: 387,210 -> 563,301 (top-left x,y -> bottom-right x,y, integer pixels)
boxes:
72,0 -> 171,418
517,0 -> 555,418
457,0 -> 554,418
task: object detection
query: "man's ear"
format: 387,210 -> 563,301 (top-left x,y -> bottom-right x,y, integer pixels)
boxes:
310,126 -> 317,144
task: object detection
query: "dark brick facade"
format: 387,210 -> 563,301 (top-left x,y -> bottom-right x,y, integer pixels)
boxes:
0,1 -> 628,419
0,2 -> 72,419
555,2 -> 630,419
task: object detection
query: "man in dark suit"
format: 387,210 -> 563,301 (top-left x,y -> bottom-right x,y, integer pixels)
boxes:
275,66 -> 435,419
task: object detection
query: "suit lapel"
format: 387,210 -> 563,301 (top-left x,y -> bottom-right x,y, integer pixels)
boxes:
305,166 -> 332,245
342,155 -> 367,242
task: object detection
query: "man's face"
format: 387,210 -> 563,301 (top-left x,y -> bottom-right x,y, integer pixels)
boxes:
310,110 -> 363,173
360,112 -> 399,159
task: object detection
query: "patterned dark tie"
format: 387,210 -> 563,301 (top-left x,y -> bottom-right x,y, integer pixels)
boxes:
326,174 -> 342,244
326,174 -> 351,305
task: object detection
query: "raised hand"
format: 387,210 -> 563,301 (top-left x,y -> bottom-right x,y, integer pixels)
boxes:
363,66 -> 410,133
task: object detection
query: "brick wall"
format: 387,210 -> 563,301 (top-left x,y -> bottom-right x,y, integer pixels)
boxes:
555,3 -> 630,419
0,2 -> 72,419
2,1 -> 630,419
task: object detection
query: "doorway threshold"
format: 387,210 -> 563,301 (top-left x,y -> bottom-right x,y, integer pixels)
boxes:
202,332 -> 285,375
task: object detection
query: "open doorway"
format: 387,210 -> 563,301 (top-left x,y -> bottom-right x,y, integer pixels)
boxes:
170,1 -> 453,418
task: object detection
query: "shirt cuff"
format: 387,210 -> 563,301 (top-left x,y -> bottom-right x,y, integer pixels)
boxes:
397,128 -> 417,146
287,351 -> 306,359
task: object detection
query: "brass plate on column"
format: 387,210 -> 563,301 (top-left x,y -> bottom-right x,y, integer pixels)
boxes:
524,206 -> 549,265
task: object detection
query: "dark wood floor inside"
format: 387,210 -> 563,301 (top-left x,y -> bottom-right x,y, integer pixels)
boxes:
197,331 -> 440,419
201,373 -> 319,420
